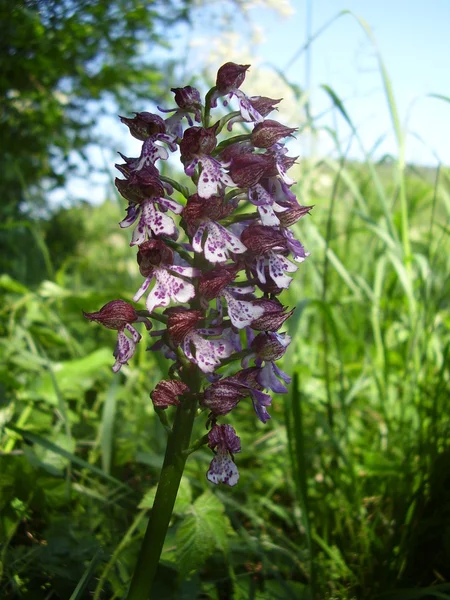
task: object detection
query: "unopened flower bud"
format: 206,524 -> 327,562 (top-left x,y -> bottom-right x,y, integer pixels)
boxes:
137,240 -> 173,276
241,225 -> 286,254
251,120 -> 297,149
202,380 -> 246,415
119,112 -> 166,141
166,307 -> 203,345
216,62 -> 250,94
115,174 -> 164,204
198,266 -> 237,300
248,96 -> 282,117
179,125 -> 218,161
151,379 -> 189,409
83,300 -> 138,330
171,86 -> 201,110
278,205 -> 313,227
228,153 -> 274,188
251,332 -> 291,361
251,299 -> 294,332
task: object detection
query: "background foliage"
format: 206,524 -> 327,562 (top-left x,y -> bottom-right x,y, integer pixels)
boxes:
1,3 -> 450,599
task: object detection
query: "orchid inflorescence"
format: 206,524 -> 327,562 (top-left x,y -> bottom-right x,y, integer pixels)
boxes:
84,63 -> 312,487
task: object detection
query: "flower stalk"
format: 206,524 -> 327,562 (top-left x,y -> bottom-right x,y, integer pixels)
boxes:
83,62 -> 312,598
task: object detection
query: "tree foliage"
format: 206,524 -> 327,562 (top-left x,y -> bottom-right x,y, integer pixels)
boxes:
0,0 -> 193,216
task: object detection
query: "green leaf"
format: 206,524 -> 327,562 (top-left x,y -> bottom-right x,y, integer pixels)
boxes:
175,491 -> 232,577
22,348 -> 113,405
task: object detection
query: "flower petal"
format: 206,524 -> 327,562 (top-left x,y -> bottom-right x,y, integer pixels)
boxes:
192,221 -> 207,253
268,252 -> 297,288
112,329 -> 137,372
207,453 -> 239,486
223,290 -> 264,329
133,276 -> 153,302
146,268 -> 195,312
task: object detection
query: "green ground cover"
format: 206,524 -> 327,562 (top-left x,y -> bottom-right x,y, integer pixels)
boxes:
1,146 -> 449,599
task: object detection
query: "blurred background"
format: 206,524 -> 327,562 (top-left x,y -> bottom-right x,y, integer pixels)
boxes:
1,1 -> 449,598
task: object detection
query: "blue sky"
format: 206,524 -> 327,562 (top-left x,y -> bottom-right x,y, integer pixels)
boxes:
57,0 -> 450,206
246,0 -> 450,165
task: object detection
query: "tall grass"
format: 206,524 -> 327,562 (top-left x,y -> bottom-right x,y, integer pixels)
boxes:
0,15 -> 449,600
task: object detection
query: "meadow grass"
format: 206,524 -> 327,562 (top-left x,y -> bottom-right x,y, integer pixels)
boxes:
1,30 -> 450,599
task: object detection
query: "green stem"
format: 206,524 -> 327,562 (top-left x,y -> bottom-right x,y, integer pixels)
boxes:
204,86 -> 217,128
126,366 -> 201,600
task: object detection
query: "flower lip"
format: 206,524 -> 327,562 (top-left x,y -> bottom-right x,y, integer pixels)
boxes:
137,240 -> 174,276
83,300 -> 138,330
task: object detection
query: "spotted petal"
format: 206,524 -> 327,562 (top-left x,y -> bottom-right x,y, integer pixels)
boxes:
182,332 -> 233,373
112,328 -> 139,373
223,290 -> 264,329
130,199 -> 177,245
197,157 -> 236,200
203,222 -> 246,264
207,452 -> 239,486
268,252 -> 298,288
146,268 -> 195,312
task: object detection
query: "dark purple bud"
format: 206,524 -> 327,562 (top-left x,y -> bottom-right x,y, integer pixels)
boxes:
151,379 -> 189,409
198,265 -> 238,300
228,153 -> 274,188
202,380 -> 246,415
248,96 -> 282,117
137,240 -> 174,276
83,300 -> 138,330
179,125 -> 218,161
115,174 -> 164,204
119,112 -> 166,141
182,194 -> 235,234
251,332 -> 291,361
278,205 -> 314,227
241,225 -> 287,254
219,140 -> 253,164
251,298 -> 294,331
264,154 -> 298,179
166,307 -> 203,345
251,120 -> 297,149
171,86 -> 202,110
216,62 -> 250,94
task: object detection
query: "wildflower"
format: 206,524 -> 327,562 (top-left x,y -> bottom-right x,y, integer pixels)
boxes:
206,424 -> 241,486
213,62 -> 264,124
83,300 -> 151,373
180,125 -> 235,199
133,241 -> 199,312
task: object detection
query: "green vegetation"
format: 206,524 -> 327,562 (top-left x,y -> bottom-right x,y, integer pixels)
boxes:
1,9 -> 450,599
1,150 -> 449,598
